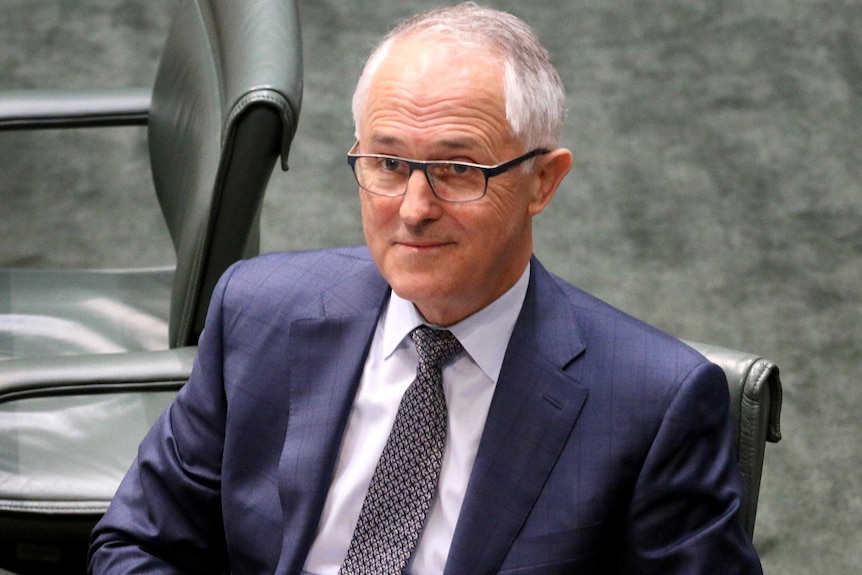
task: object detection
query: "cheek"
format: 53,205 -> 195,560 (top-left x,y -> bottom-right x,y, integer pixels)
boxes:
360,193 -> 403,250
360,192 -> 389,228
478,184 -> 531,231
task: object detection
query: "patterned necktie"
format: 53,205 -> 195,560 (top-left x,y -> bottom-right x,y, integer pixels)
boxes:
339,326 -> 463,575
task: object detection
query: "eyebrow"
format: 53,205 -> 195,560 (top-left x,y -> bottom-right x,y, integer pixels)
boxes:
367,134 -> 483,155
437,136 -> 480,150
368,134 -> 400,147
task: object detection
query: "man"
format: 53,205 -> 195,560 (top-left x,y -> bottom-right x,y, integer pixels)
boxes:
89,3 -> 762,574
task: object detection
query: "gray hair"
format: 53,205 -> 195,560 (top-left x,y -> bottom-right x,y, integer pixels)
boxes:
352,2 -> 567,151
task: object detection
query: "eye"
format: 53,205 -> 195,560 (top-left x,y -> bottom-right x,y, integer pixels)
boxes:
450,163 -> 473,176
379,157 -> 403,172
433,163 -> 473,177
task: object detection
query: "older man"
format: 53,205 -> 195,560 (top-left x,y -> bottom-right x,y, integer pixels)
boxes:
89,3 -> 762,574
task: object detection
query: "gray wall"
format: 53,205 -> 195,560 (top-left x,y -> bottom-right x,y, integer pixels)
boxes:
1,1 -> 860,573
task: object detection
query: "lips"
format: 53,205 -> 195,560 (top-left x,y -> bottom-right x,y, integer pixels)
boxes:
398,241 -> 446,248
394,239 -> 452,250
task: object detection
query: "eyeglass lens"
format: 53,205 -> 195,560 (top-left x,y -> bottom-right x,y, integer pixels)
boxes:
353,157 -> 486,201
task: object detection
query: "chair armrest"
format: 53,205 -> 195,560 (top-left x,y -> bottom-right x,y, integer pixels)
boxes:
0,87 -> 151,130
0,347 -> 196,404
0,348 -> 196,520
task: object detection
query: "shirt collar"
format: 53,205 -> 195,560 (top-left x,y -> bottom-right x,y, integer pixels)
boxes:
381,262 -> 530,384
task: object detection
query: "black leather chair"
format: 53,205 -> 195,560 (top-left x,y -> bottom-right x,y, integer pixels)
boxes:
0,0 -> 302,572
686,341 -> 783,539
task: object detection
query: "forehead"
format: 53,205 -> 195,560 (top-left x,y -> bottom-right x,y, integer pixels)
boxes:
361,37 -> 511,151
374,37 -> 502,100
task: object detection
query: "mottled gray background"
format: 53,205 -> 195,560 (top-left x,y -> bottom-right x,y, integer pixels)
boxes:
1,1 -> 860,573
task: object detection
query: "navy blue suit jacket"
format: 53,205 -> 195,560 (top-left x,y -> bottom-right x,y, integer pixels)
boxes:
89,246 -> 762,574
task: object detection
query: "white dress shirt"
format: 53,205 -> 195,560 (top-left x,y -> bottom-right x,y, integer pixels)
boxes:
303,263 -> 530,575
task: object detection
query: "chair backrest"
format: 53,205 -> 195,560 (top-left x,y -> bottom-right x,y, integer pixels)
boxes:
685,340 -> 783,539
149,0 -> 303,348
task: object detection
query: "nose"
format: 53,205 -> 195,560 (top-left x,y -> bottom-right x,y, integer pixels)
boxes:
399,168 -> 441,225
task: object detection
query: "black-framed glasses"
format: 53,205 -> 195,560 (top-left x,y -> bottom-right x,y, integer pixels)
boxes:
347,141 -> 549,203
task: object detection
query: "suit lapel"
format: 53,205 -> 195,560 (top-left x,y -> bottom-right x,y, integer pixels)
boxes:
445,260 -> 589,574
275,259 -> 389,574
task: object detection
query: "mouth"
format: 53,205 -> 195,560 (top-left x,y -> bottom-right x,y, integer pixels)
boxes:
394,240 -> 453,252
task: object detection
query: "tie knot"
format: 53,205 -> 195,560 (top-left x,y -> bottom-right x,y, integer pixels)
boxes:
411,326 -> 462,368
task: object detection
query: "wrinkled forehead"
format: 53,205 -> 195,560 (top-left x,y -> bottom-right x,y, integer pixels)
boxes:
353,30 -> 512,142
367,37 -> 506,119
359,40 -> 514,156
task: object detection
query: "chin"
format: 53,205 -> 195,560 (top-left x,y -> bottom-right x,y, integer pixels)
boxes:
390,278 -> 446,302
390,274 -> 452,302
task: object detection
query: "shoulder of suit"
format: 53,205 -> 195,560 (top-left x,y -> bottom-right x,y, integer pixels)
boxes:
540,265 -> 705,369
216,246 -> 380,310
232,245 -> 375,283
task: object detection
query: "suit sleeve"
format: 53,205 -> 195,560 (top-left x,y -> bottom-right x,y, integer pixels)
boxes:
87,264 -> 240,575
622,360 -> 763,574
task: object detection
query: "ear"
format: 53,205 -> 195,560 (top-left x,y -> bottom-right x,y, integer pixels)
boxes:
528,147 -> 573,216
